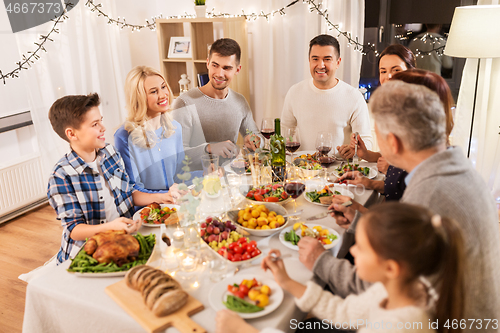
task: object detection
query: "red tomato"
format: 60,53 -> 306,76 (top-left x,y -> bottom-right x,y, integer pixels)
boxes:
234,290 -> 246,299
246,190 -> 254,198
251,278 -> 260,287
234,245 -> 244,254
272,184 -> 281,190
254,194 -> 264,201
228,242 -> 237,250
228,285 -> 239,294
261,189 -> 269,194
233,253 -> 242,262
242,253 -> 251,261
250,249 -> 261,257
218,248 -> 227,257
264,196 -> 279,202
249,240 -> 257,247
227,252 -> 234,261
244,243 -> 253,252
239,284 -> 250,295
281,192 -> 288,200
237,237 -> 247,245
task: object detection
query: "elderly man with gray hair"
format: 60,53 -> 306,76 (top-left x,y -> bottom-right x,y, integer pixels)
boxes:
298,80 -> 500,328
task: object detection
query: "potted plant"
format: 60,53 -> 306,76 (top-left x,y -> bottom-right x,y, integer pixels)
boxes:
194,0 -> 206,18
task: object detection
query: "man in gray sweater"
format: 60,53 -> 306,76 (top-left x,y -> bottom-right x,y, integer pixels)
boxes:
299,81 -> 500,330
172,38 -> 260,169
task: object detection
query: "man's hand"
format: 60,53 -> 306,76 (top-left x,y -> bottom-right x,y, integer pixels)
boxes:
156,192 -> 175,204
327,196 -> 360,229
377,156 -> 389,174
338,171 -> 369,187
349,133 -> 368,160
207,141 -> 238,158
337,144 -> 354,160
297,237 -> 327,271
244,134 -> 260,151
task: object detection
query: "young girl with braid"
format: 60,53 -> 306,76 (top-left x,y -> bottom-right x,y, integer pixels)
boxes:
216,202 -> 466,333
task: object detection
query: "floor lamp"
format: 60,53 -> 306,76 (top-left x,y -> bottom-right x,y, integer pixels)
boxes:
444,5 -> 500,158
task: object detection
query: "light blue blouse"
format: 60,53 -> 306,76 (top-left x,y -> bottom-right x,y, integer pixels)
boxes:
114,121 -> 185,193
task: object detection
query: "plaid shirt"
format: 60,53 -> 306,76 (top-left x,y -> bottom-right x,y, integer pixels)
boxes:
48,144 -> 135,264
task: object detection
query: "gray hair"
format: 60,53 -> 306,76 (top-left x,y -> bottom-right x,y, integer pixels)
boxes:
370,80 -> 446,151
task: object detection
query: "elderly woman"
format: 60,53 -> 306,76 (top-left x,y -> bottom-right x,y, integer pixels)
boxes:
344,69 -> 455,201
114,66 -> 185,201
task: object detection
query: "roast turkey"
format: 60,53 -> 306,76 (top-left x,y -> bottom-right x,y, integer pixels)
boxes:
84,230 -> 140,266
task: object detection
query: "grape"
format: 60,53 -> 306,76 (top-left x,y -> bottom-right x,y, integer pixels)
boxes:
206,217 -> 213,223
208,234 -> 217,243
200,229 -> 206,237
221,231 -> 228,240
207,225 -> 214,234
213,227 -> 220,235
201,222 -> 207,228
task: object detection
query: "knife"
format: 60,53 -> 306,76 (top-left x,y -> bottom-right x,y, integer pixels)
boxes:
306,201 -> 353,221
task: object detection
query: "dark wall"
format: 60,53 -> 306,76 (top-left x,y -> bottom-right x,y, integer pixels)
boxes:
365,0 -> 381,27
389,0 -> 462,24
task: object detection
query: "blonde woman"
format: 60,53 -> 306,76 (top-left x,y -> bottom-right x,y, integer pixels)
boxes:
115,66 -> 185,201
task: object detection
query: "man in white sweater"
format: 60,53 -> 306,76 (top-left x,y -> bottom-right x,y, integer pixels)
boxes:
281,35 -> 372,156
172,38 -> 260,169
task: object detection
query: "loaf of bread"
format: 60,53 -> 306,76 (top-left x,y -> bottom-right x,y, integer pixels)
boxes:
124,265 -> 188,317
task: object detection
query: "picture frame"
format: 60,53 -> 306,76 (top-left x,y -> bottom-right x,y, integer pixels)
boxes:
168,37 -> 192,58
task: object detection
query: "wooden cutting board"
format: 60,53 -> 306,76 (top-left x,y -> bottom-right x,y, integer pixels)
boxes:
106,279 -> 206,333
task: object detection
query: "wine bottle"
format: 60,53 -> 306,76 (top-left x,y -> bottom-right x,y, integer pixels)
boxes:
270,118 -> 286,182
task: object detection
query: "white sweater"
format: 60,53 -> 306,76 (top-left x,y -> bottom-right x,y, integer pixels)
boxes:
261,282 -> 434,333
281,79 -> 373,152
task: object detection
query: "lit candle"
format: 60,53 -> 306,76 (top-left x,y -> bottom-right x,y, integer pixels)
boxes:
172,229 -> 185,249
182,256 -> 196,272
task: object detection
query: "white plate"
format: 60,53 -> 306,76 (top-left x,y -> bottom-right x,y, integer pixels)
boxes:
133,204 -> 180,227
68,236 -> 157,277
331,166 -> 378,179
304,185 -> 354,207
208,274 -> 284,319
279,224 -> 340,250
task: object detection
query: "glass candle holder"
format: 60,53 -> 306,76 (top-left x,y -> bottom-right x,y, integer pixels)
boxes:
172,228 -> 185,250
176,249 -> 199,273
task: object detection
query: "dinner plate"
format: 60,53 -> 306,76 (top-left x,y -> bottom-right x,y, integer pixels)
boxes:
331,166 -> 378,179
240,184 -> 292,206
68,237 -> 157,277
223,160 -> 251,175
133,204 -> 180,227
208,274 -> 284,319
279,224 -> 340,251
304,184 -> 354,207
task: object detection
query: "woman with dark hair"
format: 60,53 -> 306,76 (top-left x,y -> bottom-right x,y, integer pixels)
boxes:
378,44 -> 416,85
344,68 -> 455,201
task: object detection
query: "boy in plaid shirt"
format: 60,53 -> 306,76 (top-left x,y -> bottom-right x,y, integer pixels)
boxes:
48,93 -> 175,264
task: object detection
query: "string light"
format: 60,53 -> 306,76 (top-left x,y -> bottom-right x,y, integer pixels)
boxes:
1,0 -> 379,85
0,1 -> 74,84
395,30 -> 447,56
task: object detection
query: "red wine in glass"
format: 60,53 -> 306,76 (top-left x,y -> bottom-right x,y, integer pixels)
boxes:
261,129 -> 275,140
231,160 -> 247,175
317,146 -> 332,156
286,142 -> 301,153
285,182 -> 306,199
318,156 -> 335,168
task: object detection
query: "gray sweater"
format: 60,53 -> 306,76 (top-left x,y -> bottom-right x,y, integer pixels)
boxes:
171,88 -> 259,169
314,147 -> 500,330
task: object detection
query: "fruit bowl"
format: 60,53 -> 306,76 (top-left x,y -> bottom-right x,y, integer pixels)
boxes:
201,217 -> 263,264
293,158 -> 321,179
227,203 -> 289,237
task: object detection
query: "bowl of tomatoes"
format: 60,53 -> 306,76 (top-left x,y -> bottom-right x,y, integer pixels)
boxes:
240,184 -> 291,205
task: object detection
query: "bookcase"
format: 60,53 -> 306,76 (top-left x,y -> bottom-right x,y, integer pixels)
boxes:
156,18 -> 250,102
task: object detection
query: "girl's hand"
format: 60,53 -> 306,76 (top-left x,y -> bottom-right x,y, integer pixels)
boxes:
215,310 -> 258,333
157,192 -> 175,204
261,249 -> 291,288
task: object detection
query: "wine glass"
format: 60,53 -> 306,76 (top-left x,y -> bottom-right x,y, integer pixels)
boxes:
284,126 -> 301,165
260,118 -> 275,149
315,132 -> 333,157
284,172 -> 305,221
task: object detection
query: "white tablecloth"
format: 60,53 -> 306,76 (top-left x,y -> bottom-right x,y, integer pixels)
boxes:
23,162 -> 382,333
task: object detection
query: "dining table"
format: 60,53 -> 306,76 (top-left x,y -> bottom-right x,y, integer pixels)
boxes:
22,158 -> 383,333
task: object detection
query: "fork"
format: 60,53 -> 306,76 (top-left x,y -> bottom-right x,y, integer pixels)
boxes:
233,253 -> 292,275
353,132 -> 359,163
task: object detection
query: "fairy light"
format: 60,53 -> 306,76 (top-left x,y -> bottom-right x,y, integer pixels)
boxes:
0,1 -> 74,84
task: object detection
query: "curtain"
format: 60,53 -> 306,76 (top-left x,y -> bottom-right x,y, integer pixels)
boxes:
453,0 -> 500,202
13,0 -> 132,180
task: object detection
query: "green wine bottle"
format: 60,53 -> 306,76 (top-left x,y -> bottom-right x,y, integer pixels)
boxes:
270,118 -> 286,182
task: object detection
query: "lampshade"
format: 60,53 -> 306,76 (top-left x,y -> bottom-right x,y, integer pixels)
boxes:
444,5 -> 500,58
